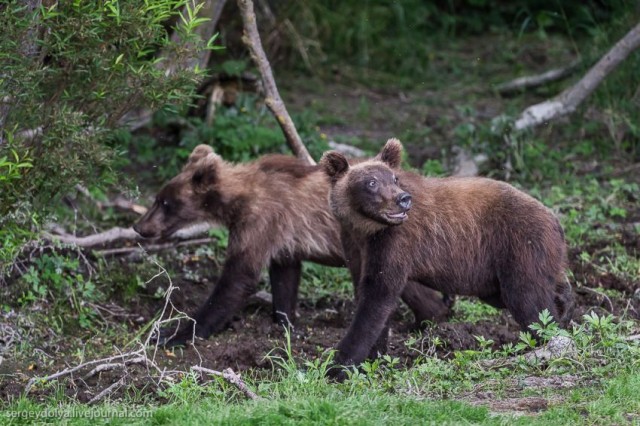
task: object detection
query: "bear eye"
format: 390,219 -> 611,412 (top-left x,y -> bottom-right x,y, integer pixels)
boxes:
367,180 -> 377,188
162,200 -> 169,207
394,176 -> 399,184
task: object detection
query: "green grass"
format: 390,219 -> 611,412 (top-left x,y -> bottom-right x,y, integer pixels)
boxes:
450,298 -> 501,324
3,368 -> 639,425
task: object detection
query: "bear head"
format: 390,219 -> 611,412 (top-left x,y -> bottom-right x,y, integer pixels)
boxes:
320,138 -> 412,235
133,144 -> 228,239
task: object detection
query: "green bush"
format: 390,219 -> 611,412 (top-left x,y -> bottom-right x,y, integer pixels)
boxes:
0,0 -> 217,272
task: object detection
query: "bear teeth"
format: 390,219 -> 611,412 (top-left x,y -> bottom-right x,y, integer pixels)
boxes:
387,212 -> 407,219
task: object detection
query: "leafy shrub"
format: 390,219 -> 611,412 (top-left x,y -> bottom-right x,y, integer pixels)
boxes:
0,0 -> 217,272
19,252 -> 101,330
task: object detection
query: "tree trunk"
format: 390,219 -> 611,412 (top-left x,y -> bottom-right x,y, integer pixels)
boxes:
514,22 -> 640,131
237,0 -> 315,165
159,0 -> 227,76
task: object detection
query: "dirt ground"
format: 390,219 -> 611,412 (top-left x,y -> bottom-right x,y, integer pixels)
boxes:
2,221 -> 637,404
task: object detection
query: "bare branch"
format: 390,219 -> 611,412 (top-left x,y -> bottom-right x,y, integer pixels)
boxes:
191,366 -> 261,400
24,350 -> 144,394
514,22 -> 640,131
496,60 -> 581,96
237,0 -> 315,165
87,377 -> 126,405
94,237 -> 215,257
44,223 -> 214,248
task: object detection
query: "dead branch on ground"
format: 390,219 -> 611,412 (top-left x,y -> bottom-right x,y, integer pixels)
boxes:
191,366 -> 261,400
44,223 -> 213,248
94,237 -> 215,257
24,256 -> 261,402
513,22 -> 640,131
496,60 -> 581,96
237,0 -> 315,165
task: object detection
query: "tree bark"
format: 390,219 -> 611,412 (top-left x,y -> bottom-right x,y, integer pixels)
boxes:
159,0 -> 227,76
514,22 -> 640,131
237,0 -> 315,165
496,60 -> 581,96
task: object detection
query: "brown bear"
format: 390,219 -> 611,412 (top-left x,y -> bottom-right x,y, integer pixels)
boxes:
320,138 -> 574,378
133,144 -> 452,346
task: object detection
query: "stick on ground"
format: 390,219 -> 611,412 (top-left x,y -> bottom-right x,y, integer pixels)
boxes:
513,22 -> 640,131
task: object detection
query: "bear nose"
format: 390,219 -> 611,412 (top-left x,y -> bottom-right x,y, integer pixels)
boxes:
132,223 -> 140,234
397,192 -> 412,210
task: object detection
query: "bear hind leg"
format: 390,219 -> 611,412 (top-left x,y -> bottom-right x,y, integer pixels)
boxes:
269,259 -> 302,329
498,269 -> 560,335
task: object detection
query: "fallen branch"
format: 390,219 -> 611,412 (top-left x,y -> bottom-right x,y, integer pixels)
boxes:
82,356 -> 148,381
24,351 -> 143,394
237,0 -> 315,165
513,22 -> 640,131
191,366 -> 261,400
575,286 -> 615,313
44,223 -> 214,248
496,60 -> 581,96
87,377 -> 125,405
94,237 -> 215,257
24,256 -> 262,402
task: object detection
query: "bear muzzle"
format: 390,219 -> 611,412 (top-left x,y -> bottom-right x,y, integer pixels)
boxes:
383,192 -> 412,223
396,192 -> 412,210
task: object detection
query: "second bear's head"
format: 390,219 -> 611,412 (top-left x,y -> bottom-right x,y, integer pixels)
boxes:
320,138 -> 412,235
133,144 -> 235,239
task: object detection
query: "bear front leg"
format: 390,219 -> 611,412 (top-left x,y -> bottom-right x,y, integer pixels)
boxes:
328,264 -> 408,381
161,253 -> 263,347
269,259 -> 302,328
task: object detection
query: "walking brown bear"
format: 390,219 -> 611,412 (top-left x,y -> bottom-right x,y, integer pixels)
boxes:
133,144 -> 452,346
320,138 -> 574,379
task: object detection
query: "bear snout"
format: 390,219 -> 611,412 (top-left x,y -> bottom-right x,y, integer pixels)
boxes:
396,192 -> 412,210
133,223 -> 156,239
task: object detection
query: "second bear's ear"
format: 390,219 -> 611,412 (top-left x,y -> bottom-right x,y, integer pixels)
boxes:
191,156 -> 217,193
376,138 -> 403,169
187,144 -> 214,166
320,151 -> 350,181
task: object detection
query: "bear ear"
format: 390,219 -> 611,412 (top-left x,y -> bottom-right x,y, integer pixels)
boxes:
376,138 -> 403,169
191,155 -> 217,193
320,151 -> 350,181
187,144 -> 214,166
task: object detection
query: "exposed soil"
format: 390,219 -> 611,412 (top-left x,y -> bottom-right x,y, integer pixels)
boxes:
2,219 -> 638,405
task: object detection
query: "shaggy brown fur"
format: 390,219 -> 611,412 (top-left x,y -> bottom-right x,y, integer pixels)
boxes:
133,145 -> 451,346
321,138 -> 574,377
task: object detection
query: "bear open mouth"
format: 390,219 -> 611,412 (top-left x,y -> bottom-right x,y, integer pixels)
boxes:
384,211 -> 409,223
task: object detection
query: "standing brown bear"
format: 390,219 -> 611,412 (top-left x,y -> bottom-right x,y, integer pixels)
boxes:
320,138 -> 574,377
133,144 -> 452,346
